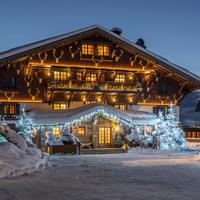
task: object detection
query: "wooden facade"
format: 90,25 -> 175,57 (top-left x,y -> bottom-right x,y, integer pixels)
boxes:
0,25 -> 200,148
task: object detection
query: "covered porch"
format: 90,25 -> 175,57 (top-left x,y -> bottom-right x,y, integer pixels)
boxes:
29,104 -> 157,152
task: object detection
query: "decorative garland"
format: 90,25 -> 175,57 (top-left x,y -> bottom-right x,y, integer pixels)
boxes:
69,42 -> 80,58
130,55 -> 138,66
53,48 -> 64,63
28,88 -> 40,100
112,46 -> 123,62
38,52 -> 48,64
92,55 -> 104,67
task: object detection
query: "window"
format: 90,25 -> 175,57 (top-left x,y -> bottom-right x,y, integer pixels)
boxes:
153,106 -> 166,116
195,101 -> 200,112
97,45 -> 110,56
115,74 -> 125,83
53,103 -> 67,110
76,72 -> 83,81
53,71 -> 67,80
3,103 -> 16,115
85,73 -> 97,82
98,127 -> 111,144
114,104 -> 126,111
81,44 -> 94,55
52,127 -> 61,137
86,100 -> 97,104
78,127 -> 86,135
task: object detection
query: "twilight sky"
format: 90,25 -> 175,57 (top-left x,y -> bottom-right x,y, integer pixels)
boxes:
0,0 -> 199,75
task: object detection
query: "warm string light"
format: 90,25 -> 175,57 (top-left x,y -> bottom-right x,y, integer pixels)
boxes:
34,108 -> 156,130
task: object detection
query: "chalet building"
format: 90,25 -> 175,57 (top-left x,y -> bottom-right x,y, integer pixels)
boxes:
180,90 -> 200,141
0,25 -> 200,149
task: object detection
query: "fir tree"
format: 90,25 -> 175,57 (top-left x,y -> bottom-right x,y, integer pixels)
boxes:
152,104 -> 186,150
15,108 -> 34,143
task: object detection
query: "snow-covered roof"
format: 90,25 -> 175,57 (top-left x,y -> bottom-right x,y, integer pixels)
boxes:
0,25 -> 200,86
180,90 -> 200,126
29,103 -> 157,126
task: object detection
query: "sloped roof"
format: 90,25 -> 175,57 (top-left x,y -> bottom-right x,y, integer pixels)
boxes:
30,103 -> 157,126
180,90 -> 200,126
0,25 -> 200,86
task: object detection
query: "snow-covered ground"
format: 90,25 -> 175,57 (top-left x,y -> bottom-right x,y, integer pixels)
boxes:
0,150 -> 200,200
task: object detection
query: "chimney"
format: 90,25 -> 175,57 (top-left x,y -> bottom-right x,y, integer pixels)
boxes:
111,27 -> 122,36
136,38 -> 146,49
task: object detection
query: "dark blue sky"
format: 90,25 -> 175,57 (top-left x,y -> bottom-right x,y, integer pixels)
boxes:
0,0 -> 199,75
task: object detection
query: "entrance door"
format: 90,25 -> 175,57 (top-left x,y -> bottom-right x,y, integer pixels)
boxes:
98,127 -> 111,147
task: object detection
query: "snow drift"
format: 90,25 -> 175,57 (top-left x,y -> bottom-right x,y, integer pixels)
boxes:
0,126 -> 47,179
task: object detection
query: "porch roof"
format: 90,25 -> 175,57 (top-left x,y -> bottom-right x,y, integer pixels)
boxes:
29,103 -> 157,126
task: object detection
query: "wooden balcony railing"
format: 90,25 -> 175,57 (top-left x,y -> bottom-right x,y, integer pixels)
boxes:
48,79 -> 143,92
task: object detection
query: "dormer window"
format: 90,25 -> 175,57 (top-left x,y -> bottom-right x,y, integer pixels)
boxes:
97,45 -> 110,56
81,44 -> 94,55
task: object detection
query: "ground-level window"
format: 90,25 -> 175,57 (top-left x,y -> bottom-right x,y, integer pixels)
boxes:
98,127 -> 111,144
1,103 -> 18,115
53,103 -> 67,110
186,131 -> 200,138
86,100 -> 97,104
52,127 -> 61,137
153,106 -> 166,116
114,104 -> 126,111
78,126 -> 86,135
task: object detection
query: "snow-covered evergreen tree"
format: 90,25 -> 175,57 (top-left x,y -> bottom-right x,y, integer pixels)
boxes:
15,108 -> 34,143
152,104 -> 186,150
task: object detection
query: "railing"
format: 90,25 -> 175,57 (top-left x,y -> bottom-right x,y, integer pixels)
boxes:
48,79 -> 142,92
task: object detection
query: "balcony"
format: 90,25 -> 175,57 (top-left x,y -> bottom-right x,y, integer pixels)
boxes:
48,79 -> 143,93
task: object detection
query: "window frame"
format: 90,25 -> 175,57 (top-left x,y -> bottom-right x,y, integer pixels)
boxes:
53,71 -> 67,80
97,44 -> 110,56
114,74 -> 126,83
85,73 -> 97,82
52,127 -> 61,137
2,103 -> 16,115
81,44 -> 94,55
114,104 -> 126,111
53,103 -> 68,110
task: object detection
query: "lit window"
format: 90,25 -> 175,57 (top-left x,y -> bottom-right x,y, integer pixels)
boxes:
114,104 -> 126,110
78,127 -> 86,135
115,74 -> 125,83
86,100 -> 97,104
3,103 -> 16,115
85,73 -> 97,82
97,45 -> 110,56
76,72 -> 83,81
53,71 -> 67,80
98,127 -> 111,144
53,103 -> 67,110
81,44 -> 94,55
52,127 -> 61,137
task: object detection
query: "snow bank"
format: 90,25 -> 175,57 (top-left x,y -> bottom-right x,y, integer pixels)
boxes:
0,126 -> 47,179
0,142 -> 47,179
